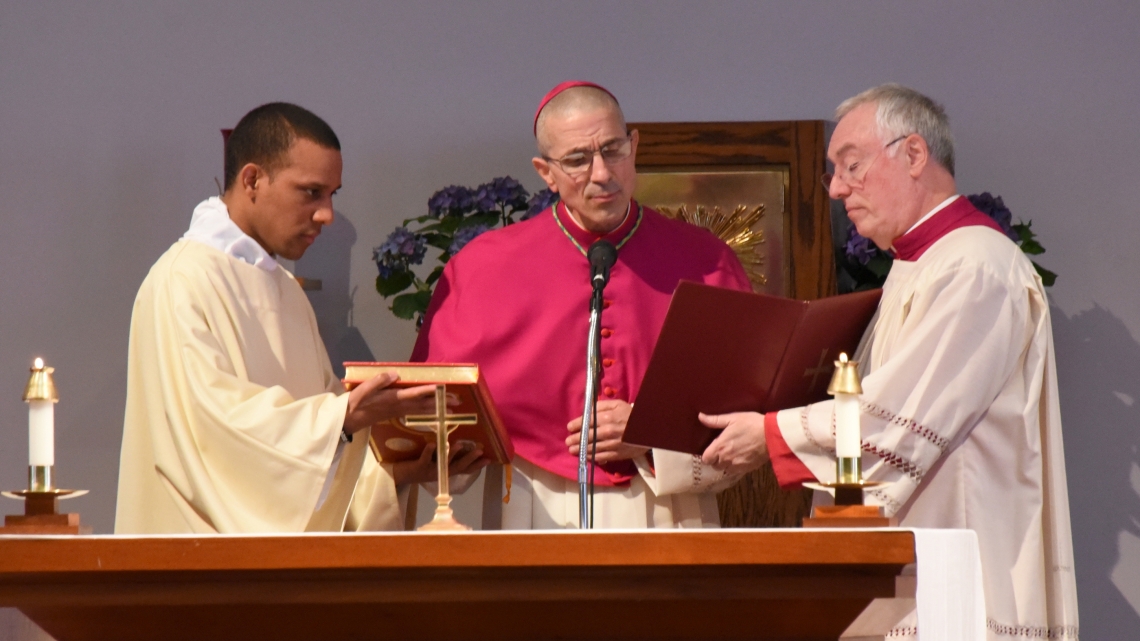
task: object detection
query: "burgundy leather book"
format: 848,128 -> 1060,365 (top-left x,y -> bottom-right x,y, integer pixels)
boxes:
622,282 -> 882,455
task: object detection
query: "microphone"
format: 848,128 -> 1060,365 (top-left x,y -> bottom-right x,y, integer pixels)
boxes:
579,239 -> 617,529
588,240 -> 617,289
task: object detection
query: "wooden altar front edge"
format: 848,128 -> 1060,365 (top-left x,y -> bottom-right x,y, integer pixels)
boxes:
631,121 -> 836,528
0,530 -> 912,641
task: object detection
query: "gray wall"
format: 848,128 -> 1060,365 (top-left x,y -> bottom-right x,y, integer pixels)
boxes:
0,2 -> 1136,637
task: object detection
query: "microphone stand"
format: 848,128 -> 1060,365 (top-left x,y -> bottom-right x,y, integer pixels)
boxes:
578,279 -> 605,529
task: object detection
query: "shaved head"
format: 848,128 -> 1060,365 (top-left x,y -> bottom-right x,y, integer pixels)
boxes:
535,87 -> 625,155
530,84 -> 638,235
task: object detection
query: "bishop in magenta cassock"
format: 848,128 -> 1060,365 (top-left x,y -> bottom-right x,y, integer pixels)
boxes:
412,82 -> 752,528
701,85 -> 1079,640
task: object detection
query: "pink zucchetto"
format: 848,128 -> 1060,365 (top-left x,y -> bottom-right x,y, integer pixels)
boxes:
533,81 -> 619,136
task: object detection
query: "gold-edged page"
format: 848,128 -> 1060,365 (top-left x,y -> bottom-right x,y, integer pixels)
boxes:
343,363 -> 481,385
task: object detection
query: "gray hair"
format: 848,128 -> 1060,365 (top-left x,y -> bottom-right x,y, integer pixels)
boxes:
836,84 -> 955,176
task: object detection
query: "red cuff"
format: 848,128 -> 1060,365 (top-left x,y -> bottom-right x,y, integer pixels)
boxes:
765,412 -> 816,490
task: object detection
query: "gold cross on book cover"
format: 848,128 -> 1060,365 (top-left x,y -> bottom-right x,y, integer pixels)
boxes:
342,362 -> 514,466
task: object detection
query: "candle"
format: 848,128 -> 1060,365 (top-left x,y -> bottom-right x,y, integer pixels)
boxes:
26,357 -> 56,467
834,393 -> 861,458
832,353 -> 861,458
29,399 -> 54,466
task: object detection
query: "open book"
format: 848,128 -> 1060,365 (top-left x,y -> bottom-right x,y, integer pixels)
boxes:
342,362 -> 513,465
622,282 -> 882,455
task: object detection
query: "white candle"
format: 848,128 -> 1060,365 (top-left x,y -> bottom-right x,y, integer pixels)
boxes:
834,393 -> 861,458
29,399 -> 54,466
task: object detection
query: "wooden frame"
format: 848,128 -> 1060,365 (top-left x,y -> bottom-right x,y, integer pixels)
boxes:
0,530 -> 913,641
632,120 -> 836,300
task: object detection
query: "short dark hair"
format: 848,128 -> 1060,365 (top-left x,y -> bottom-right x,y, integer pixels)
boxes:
223,102 -> 341,190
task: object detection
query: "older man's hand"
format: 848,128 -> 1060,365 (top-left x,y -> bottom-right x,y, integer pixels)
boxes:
699,411 -> 769,475
566,400 -> 649,464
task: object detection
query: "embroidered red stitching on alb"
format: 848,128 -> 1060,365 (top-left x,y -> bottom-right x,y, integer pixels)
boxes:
800,406 -> 831,454
862,443 -> 925,482
867,487 -> 903,513
861,400 -> 949,451
986,618 -> 1079,639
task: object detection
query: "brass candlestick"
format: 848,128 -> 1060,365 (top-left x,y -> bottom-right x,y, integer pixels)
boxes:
24,358 -> 58,491
405,385 -> 477,532
802,353 -> 894,528
1,358 -> 90,535
828,353 -> 864,490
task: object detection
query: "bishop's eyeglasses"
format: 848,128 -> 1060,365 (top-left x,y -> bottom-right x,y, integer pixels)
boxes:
821,134 -> 908,192
544,134 -> 634,178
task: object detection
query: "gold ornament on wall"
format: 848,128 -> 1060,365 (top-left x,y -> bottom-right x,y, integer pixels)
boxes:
657,204 -> 768,290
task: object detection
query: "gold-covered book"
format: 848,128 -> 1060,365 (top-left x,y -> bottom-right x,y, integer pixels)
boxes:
342,362 -> 514,465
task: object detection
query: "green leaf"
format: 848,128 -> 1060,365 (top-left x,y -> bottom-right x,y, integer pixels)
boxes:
391,293 -> 424,319
391,290 -> 434,320
424,232 -> 453,251
1020,238 -> 1045,255
1033,261 -> 1058,287
459,212 -> 500,229
402,215 -> 435,226
1013,222 -> 1035,244
425,266 -> 445,285
865,254 -> 894,278
1011,218 -> 1048,259
375,270 -> 415,297
436,217 -> 463,234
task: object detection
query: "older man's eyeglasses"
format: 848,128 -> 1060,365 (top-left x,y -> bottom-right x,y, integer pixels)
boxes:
821,135 -> 908,192
545,135 -> 633,178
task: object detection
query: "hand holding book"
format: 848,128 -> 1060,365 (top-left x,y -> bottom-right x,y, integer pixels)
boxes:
342,362 -> 514,467
342,371 -> 439,434
390,439 -> 490,486
698,411 -> 770,475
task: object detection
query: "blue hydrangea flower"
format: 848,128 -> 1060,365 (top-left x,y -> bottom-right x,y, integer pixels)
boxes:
448,224 -> 491,255
427,185 -> 474,218
967,192 -> 1019,242
522,188 -> 559,220
373,227 -> 427,277
844,224 -> 880,266
472,176 -> 529,213
470,188 -> 497,212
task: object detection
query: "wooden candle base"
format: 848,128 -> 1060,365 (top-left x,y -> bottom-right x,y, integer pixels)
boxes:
0,490 -> 90,535
802,504 -> 896,528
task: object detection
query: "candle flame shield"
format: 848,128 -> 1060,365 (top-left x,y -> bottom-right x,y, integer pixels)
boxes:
827,352 -> 863,396
23,359 -> 59,402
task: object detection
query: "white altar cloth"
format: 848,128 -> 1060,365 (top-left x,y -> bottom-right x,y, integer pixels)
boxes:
840,528 -> 985,640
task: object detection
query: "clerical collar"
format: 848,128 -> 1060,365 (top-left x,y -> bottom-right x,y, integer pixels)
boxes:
902,194 -> 960,237
565,201 -> 630,233
182,197 -> 279,272
553,200 -> 643,257
890,195 -> 1004,262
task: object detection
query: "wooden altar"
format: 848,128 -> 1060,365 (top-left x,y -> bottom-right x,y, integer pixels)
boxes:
0,529 -> 913,641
